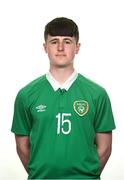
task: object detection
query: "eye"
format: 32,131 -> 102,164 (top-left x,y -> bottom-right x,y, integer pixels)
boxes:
51,41 -> 57,44
65,40 -> 71,44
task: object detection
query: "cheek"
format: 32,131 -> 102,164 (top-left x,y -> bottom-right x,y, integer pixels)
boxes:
69,49 -> 77,57
48,47 -> 56,54
47,49 -> 56,60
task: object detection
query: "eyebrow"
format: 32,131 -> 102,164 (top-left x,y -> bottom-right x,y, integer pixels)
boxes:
49,38 -> 59,42
64,38 -> 73,42
49,38 -> 73,43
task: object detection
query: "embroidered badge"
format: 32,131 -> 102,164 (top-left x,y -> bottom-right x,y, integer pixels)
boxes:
73,100 -> 89,116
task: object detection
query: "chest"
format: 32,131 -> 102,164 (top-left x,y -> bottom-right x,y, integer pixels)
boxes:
29,89 -> 96,137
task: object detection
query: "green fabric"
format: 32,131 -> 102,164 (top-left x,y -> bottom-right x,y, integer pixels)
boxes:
11,74 -> 115,179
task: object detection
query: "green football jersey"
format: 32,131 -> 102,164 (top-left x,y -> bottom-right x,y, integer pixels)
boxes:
11,72 -> 115,179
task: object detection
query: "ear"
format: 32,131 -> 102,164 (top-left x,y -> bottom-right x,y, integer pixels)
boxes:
75,43 -> 81,54
43,43 -> 47,53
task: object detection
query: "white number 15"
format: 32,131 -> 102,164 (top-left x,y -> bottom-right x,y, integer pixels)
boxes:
56,113 -> 71,135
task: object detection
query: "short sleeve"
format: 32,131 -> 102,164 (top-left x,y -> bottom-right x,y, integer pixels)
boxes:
11,90 -> 32,135
94,89 -> 116,132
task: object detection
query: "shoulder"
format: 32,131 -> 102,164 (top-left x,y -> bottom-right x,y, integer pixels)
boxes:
77,73 -> 108,98
16,74 -> 47,99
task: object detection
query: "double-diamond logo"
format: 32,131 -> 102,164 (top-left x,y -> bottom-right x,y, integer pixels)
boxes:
36,104 -> 47,112
73,100 -> 89,116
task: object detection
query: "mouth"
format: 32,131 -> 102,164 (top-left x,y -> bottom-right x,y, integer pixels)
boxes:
56,54 -> 66,56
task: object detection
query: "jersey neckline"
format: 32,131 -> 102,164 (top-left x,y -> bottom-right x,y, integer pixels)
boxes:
46,70 -> 78,91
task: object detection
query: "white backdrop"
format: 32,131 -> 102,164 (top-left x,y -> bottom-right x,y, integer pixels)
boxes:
0,0 -> 124,179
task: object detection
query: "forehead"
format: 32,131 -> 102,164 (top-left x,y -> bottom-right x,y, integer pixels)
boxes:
47,35 -> 76,41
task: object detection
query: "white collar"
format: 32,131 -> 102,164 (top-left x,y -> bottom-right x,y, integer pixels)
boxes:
46,70 -> 78,91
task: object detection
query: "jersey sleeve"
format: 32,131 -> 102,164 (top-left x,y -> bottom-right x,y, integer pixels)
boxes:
11,90 -> 32,135
94,89 -> 116,132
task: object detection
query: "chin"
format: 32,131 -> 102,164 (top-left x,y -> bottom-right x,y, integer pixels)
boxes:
55,63 -> 72,68
56,64 -> 68,68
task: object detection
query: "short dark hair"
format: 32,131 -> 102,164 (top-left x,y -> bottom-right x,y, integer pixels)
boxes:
44,17 -> 79,43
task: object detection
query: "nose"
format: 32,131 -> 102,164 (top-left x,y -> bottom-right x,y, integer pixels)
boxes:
58,42 -> 64,51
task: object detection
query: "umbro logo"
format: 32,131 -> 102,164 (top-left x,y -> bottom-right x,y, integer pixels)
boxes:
36,104 -> 47,112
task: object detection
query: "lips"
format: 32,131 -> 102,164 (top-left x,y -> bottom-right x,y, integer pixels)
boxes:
56,54 -> 66,56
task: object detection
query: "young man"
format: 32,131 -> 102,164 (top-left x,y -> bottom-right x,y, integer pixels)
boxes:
11,17 -> 116,179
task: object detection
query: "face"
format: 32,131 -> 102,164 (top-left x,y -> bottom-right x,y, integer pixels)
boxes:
43,35 -> 80,68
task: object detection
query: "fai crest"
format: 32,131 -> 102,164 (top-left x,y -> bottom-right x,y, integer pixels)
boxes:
73,100 -> 89,116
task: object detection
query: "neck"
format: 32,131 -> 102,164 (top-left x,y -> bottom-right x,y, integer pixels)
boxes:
49,66 -> 74,84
